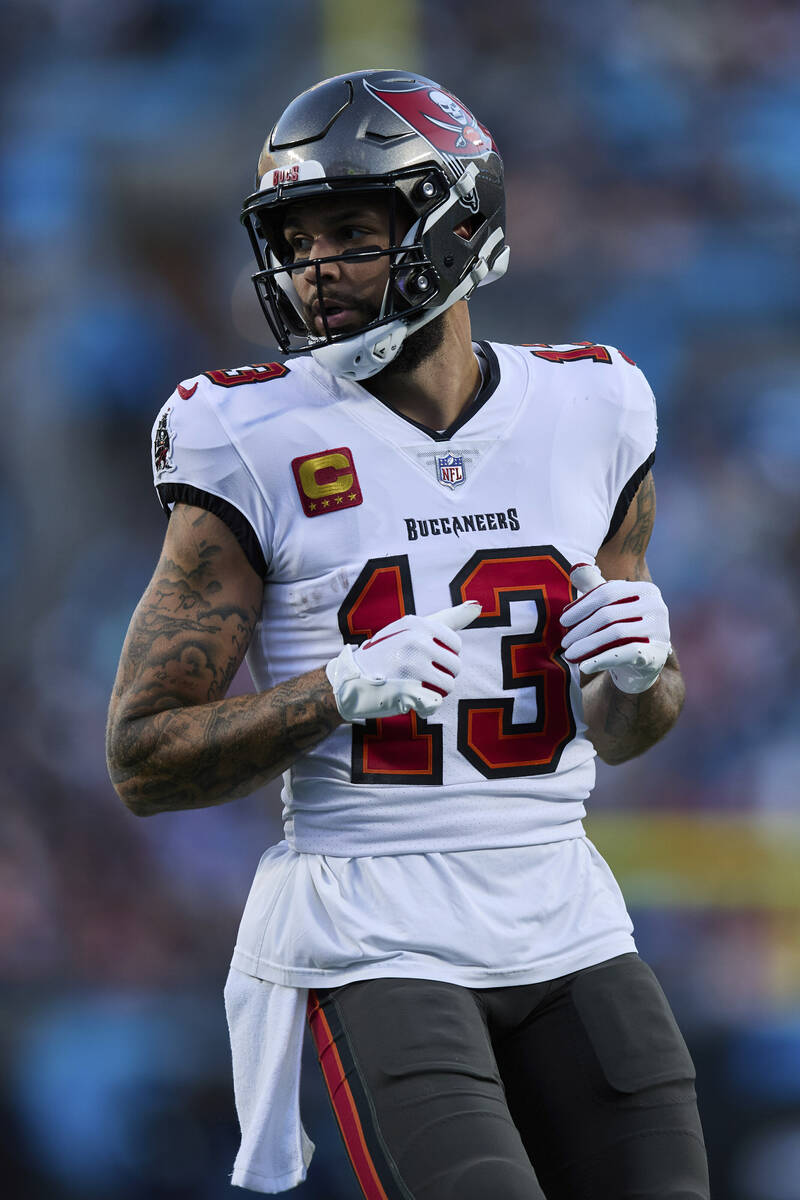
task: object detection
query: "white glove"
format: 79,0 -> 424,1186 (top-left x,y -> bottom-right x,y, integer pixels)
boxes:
560,563 -> 671,694
326,601 -> 481,721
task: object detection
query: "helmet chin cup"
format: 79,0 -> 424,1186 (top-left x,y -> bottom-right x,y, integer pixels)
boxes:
311,321 -> 409,381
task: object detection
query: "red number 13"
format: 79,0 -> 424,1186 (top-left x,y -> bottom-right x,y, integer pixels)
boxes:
336,546 -> 575,784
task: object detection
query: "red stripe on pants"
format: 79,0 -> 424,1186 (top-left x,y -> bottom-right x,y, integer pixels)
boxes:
307,990 -> 391,1200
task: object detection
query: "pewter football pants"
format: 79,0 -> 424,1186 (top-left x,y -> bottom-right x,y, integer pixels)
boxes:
308,953 -> 710,1200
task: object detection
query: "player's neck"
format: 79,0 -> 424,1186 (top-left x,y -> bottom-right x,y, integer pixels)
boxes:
363,303 -> 481,432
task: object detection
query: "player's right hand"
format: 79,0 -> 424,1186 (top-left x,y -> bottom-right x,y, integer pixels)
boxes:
326,601 -> 481,722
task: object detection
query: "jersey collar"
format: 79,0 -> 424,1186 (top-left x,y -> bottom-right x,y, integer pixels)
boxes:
366,341 -> 501,443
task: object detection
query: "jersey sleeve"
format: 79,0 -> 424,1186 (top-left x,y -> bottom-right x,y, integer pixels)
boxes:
601,349 -> 658,545
151,376 -> 271,577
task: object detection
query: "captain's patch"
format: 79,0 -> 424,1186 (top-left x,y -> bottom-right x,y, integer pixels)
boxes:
292,447 -> 363,517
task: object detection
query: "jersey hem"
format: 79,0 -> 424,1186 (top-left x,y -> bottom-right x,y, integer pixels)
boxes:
230,932 -> 637,991
231,1161 -> 309,1193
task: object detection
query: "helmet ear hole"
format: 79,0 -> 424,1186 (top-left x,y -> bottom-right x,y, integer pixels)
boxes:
455,213 -> 486,241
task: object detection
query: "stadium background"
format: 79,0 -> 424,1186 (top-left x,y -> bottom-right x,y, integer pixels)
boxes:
2,0 -> 800,1196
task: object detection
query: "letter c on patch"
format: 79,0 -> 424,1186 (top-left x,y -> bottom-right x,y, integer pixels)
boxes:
298,452 -> 353,498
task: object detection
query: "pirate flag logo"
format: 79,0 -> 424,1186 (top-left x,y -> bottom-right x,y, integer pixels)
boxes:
153,408 -> 175,473
364,80 -> 496,163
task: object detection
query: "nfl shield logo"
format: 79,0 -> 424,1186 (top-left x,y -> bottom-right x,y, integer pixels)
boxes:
436,451 -> 465,489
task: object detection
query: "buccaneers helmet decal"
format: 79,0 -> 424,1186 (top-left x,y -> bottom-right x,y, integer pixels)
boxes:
364,80 -> 496,163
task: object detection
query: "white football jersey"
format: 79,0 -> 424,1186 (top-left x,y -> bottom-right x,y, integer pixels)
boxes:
152,340 -> 654,988
152,341 -> 656,858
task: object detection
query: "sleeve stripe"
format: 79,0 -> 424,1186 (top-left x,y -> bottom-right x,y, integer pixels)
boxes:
156,482 -> 267,578
601,450 -> 656,546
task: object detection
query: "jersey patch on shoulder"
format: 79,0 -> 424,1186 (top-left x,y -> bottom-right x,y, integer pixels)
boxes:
153,407 -> 175,474
203,362 -> 289,388
292,447 -> 363,518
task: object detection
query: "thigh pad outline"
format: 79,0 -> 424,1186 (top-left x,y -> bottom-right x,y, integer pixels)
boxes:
570,954 -> 696,1095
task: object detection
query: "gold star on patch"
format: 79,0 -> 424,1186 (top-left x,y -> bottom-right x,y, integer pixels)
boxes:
309,501 -> 317,511
321,499 -> 330,508
348,492 -> 356,500
335,495 -> 343,504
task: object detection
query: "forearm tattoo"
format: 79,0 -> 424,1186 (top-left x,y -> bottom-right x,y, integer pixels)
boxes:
109,669 -> 342,816
586,650 -> 685,765
107,508 -> 342,815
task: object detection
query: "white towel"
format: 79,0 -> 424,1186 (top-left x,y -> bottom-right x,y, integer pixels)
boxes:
224,966 -> 315,1193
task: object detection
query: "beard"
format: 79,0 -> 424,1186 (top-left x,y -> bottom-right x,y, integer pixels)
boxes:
302,282 -> 447,380
375,311 -> 447,379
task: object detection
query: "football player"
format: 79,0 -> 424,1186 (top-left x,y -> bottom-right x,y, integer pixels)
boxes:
107,70 -> 710,1199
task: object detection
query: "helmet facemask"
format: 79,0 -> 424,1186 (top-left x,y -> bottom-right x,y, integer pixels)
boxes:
241,171 -> 452,357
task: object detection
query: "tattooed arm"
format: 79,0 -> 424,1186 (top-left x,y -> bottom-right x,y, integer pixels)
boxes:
106,503 -> 342,816
580,473 -> 685,765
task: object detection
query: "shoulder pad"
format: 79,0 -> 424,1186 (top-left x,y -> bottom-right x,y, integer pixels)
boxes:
521,341 -> 655,422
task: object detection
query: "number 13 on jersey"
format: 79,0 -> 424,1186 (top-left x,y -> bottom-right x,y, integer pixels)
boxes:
336,546 -> 576,784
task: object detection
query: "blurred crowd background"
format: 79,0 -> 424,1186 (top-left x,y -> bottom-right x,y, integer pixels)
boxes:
2,0 -> 800,1197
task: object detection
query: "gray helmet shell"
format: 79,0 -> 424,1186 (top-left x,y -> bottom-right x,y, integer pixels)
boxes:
241,69 -> 509,380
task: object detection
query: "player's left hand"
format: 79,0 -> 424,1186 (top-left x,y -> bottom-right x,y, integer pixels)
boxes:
559,563 -> 671,694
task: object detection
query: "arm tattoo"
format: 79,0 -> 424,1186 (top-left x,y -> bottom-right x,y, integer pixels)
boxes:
107,507 -> 343,816
620,472 -> 655,563
112,554 -> 256,714
582,649 -> 684,765
584,472 -> 683,761
109,667 -> 342,816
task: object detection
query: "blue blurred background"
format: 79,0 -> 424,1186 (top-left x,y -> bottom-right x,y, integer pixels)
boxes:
2,1 -> 800,1197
